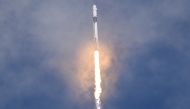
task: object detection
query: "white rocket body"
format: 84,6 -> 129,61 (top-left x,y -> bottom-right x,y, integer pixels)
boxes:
93,4 -> 99,49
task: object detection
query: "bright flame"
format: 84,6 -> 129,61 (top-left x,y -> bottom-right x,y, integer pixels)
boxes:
94,50 -> 102,109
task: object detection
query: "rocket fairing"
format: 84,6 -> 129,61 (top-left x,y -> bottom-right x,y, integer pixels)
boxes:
92,4 -> 99,49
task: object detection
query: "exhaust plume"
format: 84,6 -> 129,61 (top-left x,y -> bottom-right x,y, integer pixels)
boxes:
94,50 -> 102,109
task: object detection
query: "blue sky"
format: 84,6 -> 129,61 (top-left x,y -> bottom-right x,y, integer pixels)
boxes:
0,0 -> 190,109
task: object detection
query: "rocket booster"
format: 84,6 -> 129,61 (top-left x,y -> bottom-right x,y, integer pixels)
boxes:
92,4 -> 99,49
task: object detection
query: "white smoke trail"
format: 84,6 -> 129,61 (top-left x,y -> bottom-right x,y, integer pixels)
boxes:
94,50 -> 102,109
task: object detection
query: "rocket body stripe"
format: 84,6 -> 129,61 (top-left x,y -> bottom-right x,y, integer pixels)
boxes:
93,4 -> 99,49
94,22 -> 98,42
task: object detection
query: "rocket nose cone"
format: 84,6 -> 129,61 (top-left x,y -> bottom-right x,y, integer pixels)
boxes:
93,4 -> 97,17
93,4 -> 97,10
93,4 -> 96,7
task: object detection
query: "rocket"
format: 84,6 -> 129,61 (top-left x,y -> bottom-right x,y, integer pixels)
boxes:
92,4 -> 99,49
